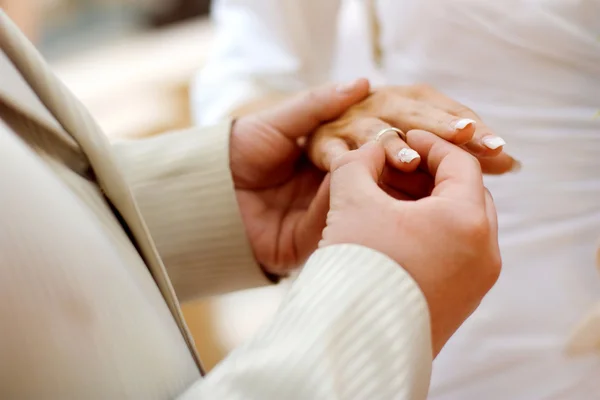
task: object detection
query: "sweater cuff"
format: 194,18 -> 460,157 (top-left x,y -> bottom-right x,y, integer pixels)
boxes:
113,121 -> 271,301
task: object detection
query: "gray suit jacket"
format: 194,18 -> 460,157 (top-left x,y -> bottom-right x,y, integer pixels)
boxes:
0,10 -> 432,399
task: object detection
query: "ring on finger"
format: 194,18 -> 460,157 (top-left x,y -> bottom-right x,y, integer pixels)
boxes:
375,127 -> 407,142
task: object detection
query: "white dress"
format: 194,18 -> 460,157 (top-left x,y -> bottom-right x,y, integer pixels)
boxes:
192,0 -> 600,398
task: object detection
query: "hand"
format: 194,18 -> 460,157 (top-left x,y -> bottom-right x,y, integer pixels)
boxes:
230,79 -> 371,276
308,84 -> 520,175
321,131 -> 501,355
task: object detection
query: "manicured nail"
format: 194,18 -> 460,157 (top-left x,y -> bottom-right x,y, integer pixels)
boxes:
453,118 -> 476,130
482,136 -> 506,150
336,79 -> 359,94
398,148 -> 420,163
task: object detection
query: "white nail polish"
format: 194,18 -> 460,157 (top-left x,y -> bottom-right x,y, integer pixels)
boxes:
454,118 -> 476,130
398,148 -> 420,163
482,136 -> 506,150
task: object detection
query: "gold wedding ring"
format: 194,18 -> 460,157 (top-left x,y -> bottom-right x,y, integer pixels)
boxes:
375,127 -> 406,142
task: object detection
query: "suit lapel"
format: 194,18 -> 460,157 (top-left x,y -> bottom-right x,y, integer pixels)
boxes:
0,11 -> 202,372
0,51 -> 74,144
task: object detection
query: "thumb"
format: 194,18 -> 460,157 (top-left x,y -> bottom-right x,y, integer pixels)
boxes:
258,78 -> 371,140
330,142 -> 386,199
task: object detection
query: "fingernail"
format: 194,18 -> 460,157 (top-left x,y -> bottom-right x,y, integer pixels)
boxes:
398,148 -> 420,163
453,118 -> 476,130
511,159 -> 522,173
482,136 -> 507,150
336,79 -> 359,94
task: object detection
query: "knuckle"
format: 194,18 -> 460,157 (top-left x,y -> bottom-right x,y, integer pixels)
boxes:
482,251 -> 502,290
458,213 -> 501,286
315,119 -> 352,142
359,118 -> 389,137
407,101 -> 422,118
449,103 -> 477,118
461,211 -> 490,239
489,252 -> 502,277
307,128 -> 329,154
411,83 -> 435,97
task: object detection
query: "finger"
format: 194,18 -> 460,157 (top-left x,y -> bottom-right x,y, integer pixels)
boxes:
330,142 -> 386,199
295,174 -> 332,263
345,117 -> 421,172
308,136 -> 351,171
410,88 -> 507,157
478,153 -> 522,175
406,129 -> 485,204
463,134 -> 506,157
371,120 -> 421,172
259,78 -> 371,141
378,95 -> 477,145
383,98 -> 508,159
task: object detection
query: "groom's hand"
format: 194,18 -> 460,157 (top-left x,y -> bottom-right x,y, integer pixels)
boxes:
230,79 -> 371,276
321,132 -> 502,355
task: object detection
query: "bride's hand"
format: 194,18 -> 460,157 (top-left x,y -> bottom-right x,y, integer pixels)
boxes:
307,83 -> 519,174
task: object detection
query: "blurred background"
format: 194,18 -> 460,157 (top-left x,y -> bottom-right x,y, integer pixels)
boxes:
4,0 -> 212,140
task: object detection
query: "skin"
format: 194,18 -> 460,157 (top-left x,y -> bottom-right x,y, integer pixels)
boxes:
230,80 -> 502,353
230,81 -> 519,176
322,137 -> 501,355
308,83 -> 519,175
230,79 -> 372,274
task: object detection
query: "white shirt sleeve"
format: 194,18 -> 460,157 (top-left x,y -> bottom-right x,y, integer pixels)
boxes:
190,0 -> 342,125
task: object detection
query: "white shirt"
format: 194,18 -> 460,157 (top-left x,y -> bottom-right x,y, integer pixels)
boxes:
191,1 -> 600,399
